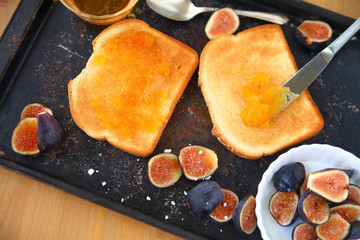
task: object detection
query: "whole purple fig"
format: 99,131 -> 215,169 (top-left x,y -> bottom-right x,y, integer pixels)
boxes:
37,112 -> 63,151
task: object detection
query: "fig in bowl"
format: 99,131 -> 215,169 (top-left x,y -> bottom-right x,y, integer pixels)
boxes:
256,144 -> 360,240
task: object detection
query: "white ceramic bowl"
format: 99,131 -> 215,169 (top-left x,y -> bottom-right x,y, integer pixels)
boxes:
256,144 -> 360,240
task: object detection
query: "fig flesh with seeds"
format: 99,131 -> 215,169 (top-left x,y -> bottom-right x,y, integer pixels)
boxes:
269,190 -> 299,226
209,188 -> 239,223
187,181 -> 223,216
299,175 -> 309,196
292,222 -> 317,240
295,20 -> 332,51
148,153 -> 182,188
205,8 -> 240,39
37,112 -> 63,151
315,213 -> 350,240
298,190 -> 330,225
348,184 -> 360,204
330,200 -> 360,223
11,118 -> 40,155
273,162 -> 306,192
307,169 -> 349,203
20,103 -> 53,120
179,145 -> 218,181
232,195 -> 257,235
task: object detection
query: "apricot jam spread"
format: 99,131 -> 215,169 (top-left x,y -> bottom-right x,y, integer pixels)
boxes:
89,30 -> 171,138
241,73 -> 290,128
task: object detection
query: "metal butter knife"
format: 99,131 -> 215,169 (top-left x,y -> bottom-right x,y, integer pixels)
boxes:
281,17 -> 360,111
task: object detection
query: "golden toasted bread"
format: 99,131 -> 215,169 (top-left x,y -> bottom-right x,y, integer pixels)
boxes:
68,19 -> 198,157
199,24 -> 323,159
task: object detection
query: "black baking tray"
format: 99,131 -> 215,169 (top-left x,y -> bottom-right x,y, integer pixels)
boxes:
0,0 -> 359,239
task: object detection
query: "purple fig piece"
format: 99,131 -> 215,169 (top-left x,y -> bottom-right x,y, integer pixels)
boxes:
37,112 -> 63,151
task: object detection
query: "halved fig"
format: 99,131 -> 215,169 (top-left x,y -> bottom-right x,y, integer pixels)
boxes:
269,190 -> 299,226
179,145 -> 218,180
209,188 -> 239,223
37,112 -> 63,151
347,221 -> 360,240
292,222 -> 317,240
205,8 -> 240,39
315,213 -> 350,240
148,153 -> 182,188
295,20 -> 332,51
300,175 -> 309,196
298,190 -> 330,225
273,162 -> 306,192
11,118 -> 40,155
233,195 -> 257,234
330,200 -> 360,223
187,181 -> 223,216
20,103 -> 53,120
348,184 -> 360,204
307,169 -> 349,203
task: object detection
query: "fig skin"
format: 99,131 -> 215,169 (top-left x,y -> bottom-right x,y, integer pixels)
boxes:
11,118 -> 40,155
232,195 -> 257,235
187,180 -> 223,216
308,169 -> 349,203
273,162 -> 306,192
295,20 -> 332,51
209,188 -> 239,223
347,221 -> 360,240
292,222 -> 317,240
205,8 -> 240,39
315,213 -> 350,240
298,190 -> 330,225
20,103 -> 53,120
147,153 -> 182,188
269,190 -> 299,227
179,145 -> 218,181
37,112 -> 63,151
330,200 -> 360,223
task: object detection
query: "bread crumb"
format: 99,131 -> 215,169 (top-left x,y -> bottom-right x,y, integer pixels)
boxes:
183,191 -> 188,196
146,196 -> 151,201
164,149 -> 172,153
165,215 -> 169,220
171,201 -> 175,206
102,181 -> 106,186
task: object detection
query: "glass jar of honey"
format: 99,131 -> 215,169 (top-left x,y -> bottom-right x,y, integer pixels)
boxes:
60,0 -> 138,25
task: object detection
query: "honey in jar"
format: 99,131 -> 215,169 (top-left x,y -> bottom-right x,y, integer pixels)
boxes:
72,0 -> 130,15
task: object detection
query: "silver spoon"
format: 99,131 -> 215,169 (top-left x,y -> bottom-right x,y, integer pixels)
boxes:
146,0 -> 289,24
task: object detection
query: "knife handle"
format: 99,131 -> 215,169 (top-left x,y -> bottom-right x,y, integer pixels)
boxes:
328,17 -> 360,55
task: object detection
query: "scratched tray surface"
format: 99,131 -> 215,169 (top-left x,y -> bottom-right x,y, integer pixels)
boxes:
0,0 -> 359,239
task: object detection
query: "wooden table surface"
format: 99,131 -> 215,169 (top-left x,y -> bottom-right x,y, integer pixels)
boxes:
0,1 -> 359,240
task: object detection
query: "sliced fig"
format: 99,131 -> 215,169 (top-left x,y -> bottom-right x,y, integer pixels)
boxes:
37,112 -> 63,151
298,190 -> 330,225
295,20 -> 332,51
205,8 -> 240,39
292,222 -> 317,240
11,118 -> 40,155
269,190 -> 299,226
209,188 -> 239,223
187,181 -> 223,216
20,103 -> 53,120
233,195 -> 257,235
330,200 -> 360,223
315,213 -> 350,240
273,162 -> 306,192
148,153 -> 182,188
179,145 -> 218,180
347,221 -> 360,240
348,184 -> 360,204
300,175 -> 309,196
308,169 -> 349,203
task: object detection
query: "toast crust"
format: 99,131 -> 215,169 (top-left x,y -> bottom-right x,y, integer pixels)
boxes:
68,19 -> 198,157
199,24 -> 324,159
